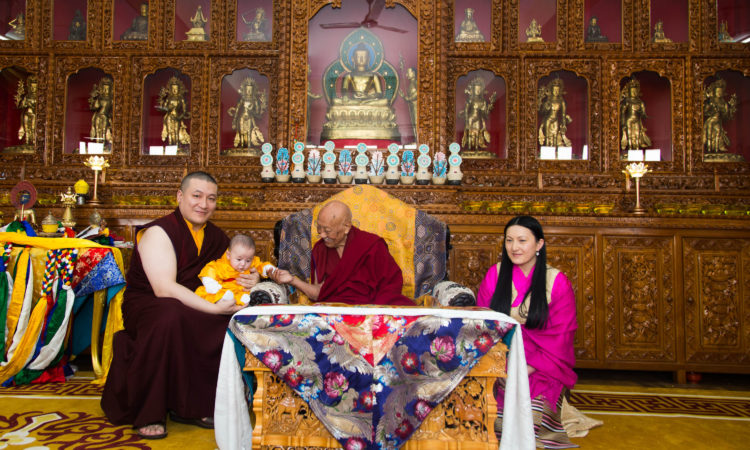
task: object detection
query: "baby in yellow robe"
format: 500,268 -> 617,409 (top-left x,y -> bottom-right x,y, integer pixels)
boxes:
195,234 -> 276,306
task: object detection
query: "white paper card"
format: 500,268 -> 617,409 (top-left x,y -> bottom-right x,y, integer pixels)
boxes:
645,149 -> 661,161
627,150 -> 644,161
149,146 -> 164,155
165,145 -> 178,156
79,142 -> 87,154
557,147 -> 572,160
582,145 -> 588,160
88,143 -> 104,154
540,146 -> 556,160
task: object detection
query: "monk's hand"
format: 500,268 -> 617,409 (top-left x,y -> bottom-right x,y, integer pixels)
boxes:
237,268 -> 260,291
271,269 -> 294,284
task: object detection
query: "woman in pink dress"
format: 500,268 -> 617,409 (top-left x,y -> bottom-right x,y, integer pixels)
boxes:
477,215 -> 579,448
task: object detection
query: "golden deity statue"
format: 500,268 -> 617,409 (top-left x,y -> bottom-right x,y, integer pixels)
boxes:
619,78 -> 652,151
320,29 -> 400,141
718,21 -> 733,43
702,77 -> 741,161
121,3 -> 148,41
460,77 -> 497,157
6,12 -> 25,40
537,77 -> 572,148
185,5 -> 208,41
455,8 -> 485,43
6,75 -> 38,154
307,64 -> 322,138
89,77 -> 114,150
226,76 -> 267,155
242,8 -> 269,41
398,58 -> 418,142
156,76 -> 191,148
652,20 -> 672,43
526,18 -> 544,42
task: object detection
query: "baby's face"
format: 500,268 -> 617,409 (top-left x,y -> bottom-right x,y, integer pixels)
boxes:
227,245 -> 255,272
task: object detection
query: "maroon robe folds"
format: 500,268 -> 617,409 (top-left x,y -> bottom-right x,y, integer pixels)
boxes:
312,226 -> 414,306
101,208 -> 230,428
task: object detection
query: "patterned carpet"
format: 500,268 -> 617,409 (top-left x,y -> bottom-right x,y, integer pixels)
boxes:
1,376 -> 749,449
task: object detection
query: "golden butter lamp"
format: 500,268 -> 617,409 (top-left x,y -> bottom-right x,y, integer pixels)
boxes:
83,156 -> 109,205
623,162 -> 650,215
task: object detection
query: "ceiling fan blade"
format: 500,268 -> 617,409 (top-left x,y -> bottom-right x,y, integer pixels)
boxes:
375,24 -> 409,34
364,0 -> 386,23
320,22 -> 363,29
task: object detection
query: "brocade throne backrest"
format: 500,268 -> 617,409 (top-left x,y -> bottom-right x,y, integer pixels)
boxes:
276,185 -> 447,300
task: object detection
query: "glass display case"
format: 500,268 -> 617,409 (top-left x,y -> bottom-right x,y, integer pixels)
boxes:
618,71 -> 672,162
220,68 -> 270,156
141,68 -> 192,155
454,70 -> 506,158
584,0 -> 621,44
0,66 -> 34,154
306,0 -> 417,146
717,0 -> 750,43
702,70 -> 750,162
174,0 -> 210,42
453,0 -> 490,44
53,0 -> 87,41
519,0 -> 556,43
536,70 -> 588,160
114,0 -> 149,42
0,0 -> 26,41
650,0 -> 688,44
64,68 -> 113,155
237,0 -> 273,42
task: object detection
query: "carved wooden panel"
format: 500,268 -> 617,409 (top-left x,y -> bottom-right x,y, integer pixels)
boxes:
569,0 -> 634,52
0,55 -> 46,166
507,0 -> 568,52
448,232 -> 503,294
603,235 -> 676,363
102,0 -> 162,50
546,233 -> 597,362
683,237 -> 750,366
445,0 -> 503,54
41,0 -> 100,51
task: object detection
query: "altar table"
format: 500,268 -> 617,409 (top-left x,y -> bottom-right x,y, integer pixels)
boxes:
0,233 -> 126,385
215,305 -> 534,450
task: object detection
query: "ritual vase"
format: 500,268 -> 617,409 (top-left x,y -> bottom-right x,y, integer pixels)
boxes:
337,173 -> 353,184
322,163 -> 337,184
291,163 -> 305,183
400,174 -> 415,185
275,173 -> 290,183
369,174 -> 385,184
432,175 -> 446,185
306,174 -> 321,183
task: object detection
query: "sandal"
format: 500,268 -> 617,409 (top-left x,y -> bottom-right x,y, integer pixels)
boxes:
136,422 -> 167,440
169,411 -> 214,429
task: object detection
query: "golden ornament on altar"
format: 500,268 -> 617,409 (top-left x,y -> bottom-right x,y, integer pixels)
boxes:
74,179 -> 90,195
623,162 -> 650,215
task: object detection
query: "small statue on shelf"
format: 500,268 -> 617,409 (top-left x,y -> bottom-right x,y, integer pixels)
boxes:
11,75 -> 38,153
89,77 -> 114,150
60,187 -> 77,228
185,5 -> 208,41
156,76 -> 191,148
585,16 -> 608,42
11,181 -> 37,226
306,64 -> 321,139
619,78 -> 652,151
652,20 -> 672,43
242,7 -> 269,41
226,76 -> 267,155
537,77 -> 572,148
718,21 -> 733,43
702,77 -> 740,161
398,58 -> 418,142
455,8 -> 485,43
121,2 -> 148,41
459,76 -> 496,157
69,9 -> 87,41
526,18 -> 544,42
6,12 -> 25,40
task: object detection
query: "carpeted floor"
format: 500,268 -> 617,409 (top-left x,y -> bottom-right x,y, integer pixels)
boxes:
1,372 -> 749,449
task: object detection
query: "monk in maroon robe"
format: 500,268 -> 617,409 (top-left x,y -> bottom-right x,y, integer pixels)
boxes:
271,201 -> 413,306
101,172 -> 257,440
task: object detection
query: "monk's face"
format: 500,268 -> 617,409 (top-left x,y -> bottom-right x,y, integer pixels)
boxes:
177,178 -> 217,228
316,208 -> 351,251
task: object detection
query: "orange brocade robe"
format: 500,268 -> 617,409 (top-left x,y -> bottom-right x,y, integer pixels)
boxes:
195,254 -> 273,305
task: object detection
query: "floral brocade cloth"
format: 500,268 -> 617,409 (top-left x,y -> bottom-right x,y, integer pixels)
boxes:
230,308 -> 515,450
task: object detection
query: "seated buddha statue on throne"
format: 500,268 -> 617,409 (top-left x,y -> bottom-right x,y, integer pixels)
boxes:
320,29 -> 400,141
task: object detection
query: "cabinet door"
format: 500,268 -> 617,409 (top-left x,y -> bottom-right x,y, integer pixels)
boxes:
683,237 -> 750,366
603,236 -> 676,363
449,232 -> 502,295
547,234 -> 597,362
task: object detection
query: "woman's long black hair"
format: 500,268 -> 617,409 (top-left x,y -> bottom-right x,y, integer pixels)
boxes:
489,215 -> 549,329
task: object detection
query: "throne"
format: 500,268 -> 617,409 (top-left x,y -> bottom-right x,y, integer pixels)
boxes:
237,186 -> 513,449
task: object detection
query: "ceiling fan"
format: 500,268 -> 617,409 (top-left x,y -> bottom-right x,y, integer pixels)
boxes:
320,0 -> 408,34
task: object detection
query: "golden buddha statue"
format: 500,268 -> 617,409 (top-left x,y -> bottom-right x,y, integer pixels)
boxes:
460,77 -> 496,157
320,29 -> 400,141
156,76 -> 191,148
242,8 -> 269,41
620,78 -> 652,151
89,77 -> 114,151
526,18 -> 544,42
702,77 -> 741,161
226,76 -> 267,156
455,8 -> 485,43
398,60 -> 418,142
538,77 -> 572,148
652,20 -> 672,43
5,75 -> 38,154
185,5 -> 208,41
6,12 -> 25,40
